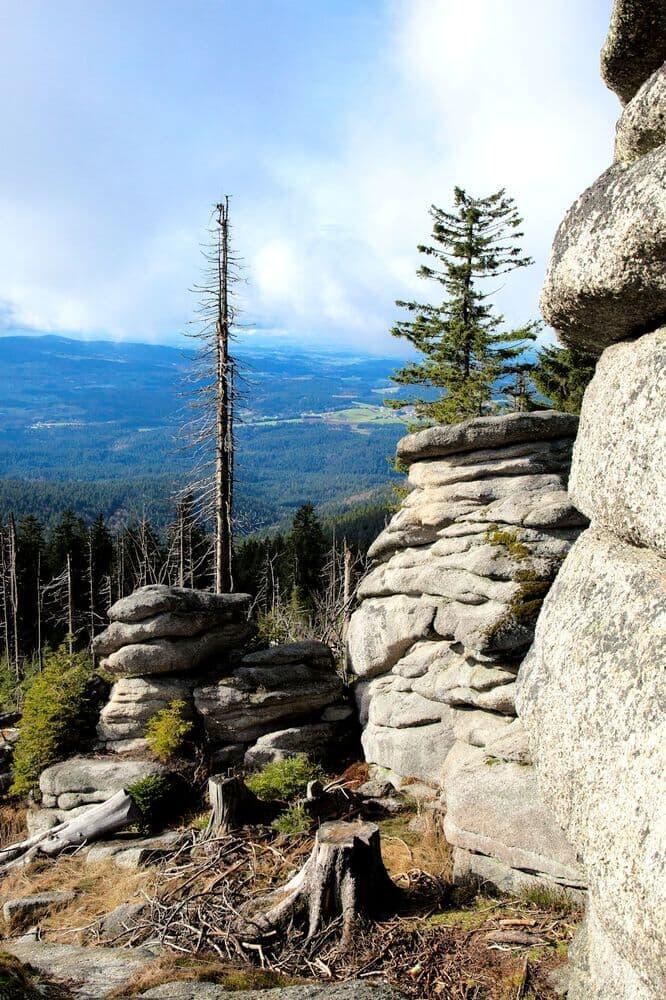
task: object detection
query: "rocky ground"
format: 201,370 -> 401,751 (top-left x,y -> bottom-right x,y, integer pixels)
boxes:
0,776 -> 580,999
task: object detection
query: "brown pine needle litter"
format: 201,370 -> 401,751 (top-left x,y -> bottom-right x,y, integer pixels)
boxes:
102,824 -> 582,999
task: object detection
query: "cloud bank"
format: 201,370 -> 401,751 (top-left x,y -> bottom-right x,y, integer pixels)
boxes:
0,0 -> 618,351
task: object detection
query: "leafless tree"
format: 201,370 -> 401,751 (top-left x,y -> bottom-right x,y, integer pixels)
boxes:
182,197 -> 243,594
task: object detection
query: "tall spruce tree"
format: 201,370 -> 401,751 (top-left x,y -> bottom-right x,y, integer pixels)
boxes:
531,343 -> 596,414
388,188 -> 539,424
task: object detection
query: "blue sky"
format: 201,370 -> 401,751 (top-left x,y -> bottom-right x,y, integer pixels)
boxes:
0,0 -> 618,353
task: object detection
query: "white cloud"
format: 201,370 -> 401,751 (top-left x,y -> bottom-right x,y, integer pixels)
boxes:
0,0 -> 618,352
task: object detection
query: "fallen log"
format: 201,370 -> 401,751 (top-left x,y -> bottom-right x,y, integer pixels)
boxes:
236,818 -> 399,945
0,789 -> 140,874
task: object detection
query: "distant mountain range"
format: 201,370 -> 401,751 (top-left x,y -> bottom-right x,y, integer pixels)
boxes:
0,335 -> 407,530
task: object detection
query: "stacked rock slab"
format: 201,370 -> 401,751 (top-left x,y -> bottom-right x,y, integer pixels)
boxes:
94,586 -> 348,768
194,640 -> 350,768
517,5 -> 666,998
95,585 -> 253,753
348,411 -> 586,893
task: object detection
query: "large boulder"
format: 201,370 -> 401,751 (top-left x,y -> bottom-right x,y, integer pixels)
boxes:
108,585 -> 250,624
95,586 -> 253,678
39,756 -> 167,810
194,642 -> 344,744
517,528 -> 666,998
540,147 -> 666,352
601,0 -> 666,103
569,327 -> 666,555
615,64 -> 666,163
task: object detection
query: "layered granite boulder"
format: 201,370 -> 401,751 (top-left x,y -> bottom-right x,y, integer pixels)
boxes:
348,410 -> 586,892
517,4 -> 666,995
95,585 -> 253,678
28,756 -> 168,835
94,589 -> 348,764
194,640 -> 350,767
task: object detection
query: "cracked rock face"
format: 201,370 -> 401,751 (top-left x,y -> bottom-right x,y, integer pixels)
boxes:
348,411 -> 585,892
519,5 -> 666,995
615,63 -> 666,163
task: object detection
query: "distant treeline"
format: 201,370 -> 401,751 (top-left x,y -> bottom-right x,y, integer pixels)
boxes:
0,494 -> 391,696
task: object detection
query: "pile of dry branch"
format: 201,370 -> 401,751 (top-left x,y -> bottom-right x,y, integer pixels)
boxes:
119,826 -> 578,998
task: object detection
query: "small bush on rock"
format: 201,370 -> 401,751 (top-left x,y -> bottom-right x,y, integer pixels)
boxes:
271,802 -> 311,836
145,700 -> 193,761
246,754 -> 324,802
11,645 -> 99,797
127,774 -> 178,833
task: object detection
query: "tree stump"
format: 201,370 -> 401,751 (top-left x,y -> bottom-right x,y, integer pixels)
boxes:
208,775 -> 278,834
237,818 -> 399,945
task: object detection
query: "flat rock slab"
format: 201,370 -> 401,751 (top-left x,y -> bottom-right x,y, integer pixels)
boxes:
108,585 -> 251,624
396,411 -> 578,463
1,937 -> 160,998
101,625 -> 252,677
141,980 -> 407,999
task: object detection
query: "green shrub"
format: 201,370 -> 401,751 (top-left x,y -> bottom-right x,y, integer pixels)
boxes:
246,754 -> 325,802
272,802 -> 311,836
127,774 -> 178,833
145,700 -> 193,762
10,645 -> 98,797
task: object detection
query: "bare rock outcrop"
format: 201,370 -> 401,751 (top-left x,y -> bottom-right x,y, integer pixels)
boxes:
95,586 -> 253,678
517,4 -> 666,996
348,411 -> 586,892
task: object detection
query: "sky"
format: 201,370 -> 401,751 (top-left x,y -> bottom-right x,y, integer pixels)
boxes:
0,0 -> 619,354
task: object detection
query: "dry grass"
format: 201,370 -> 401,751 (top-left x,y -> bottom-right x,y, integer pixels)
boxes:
0,856 -> 150,940
0,802 -> 27,849
378,809 -> 454,884
112,954 -> 299,997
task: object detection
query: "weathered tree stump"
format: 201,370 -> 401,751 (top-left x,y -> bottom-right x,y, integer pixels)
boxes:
237,819 -> 399,945
207,774 -> 278,834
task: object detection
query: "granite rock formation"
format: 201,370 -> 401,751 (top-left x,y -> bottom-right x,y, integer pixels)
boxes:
93,592 -> 348,765
517,4 -> 666,996
348,410 -> 586,892
95,585 -> 253,678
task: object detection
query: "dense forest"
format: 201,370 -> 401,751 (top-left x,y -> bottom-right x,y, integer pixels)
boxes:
0,495 -> 390,708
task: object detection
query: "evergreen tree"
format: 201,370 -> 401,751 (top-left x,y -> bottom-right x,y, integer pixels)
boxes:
288,504 -> 326,603
531,344 -> 596,414
16,515 -> 45,656
388,188 -> 539,424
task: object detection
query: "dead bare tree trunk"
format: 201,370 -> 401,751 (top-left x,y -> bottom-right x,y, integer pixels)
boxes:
36,550 -> 42,670
66,552 -> 74,655
0,790 -> 141,874
181,198 -> 242,597
8,516 -> 19,681
213,198 -> 233,595
237,820 -> 398,945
